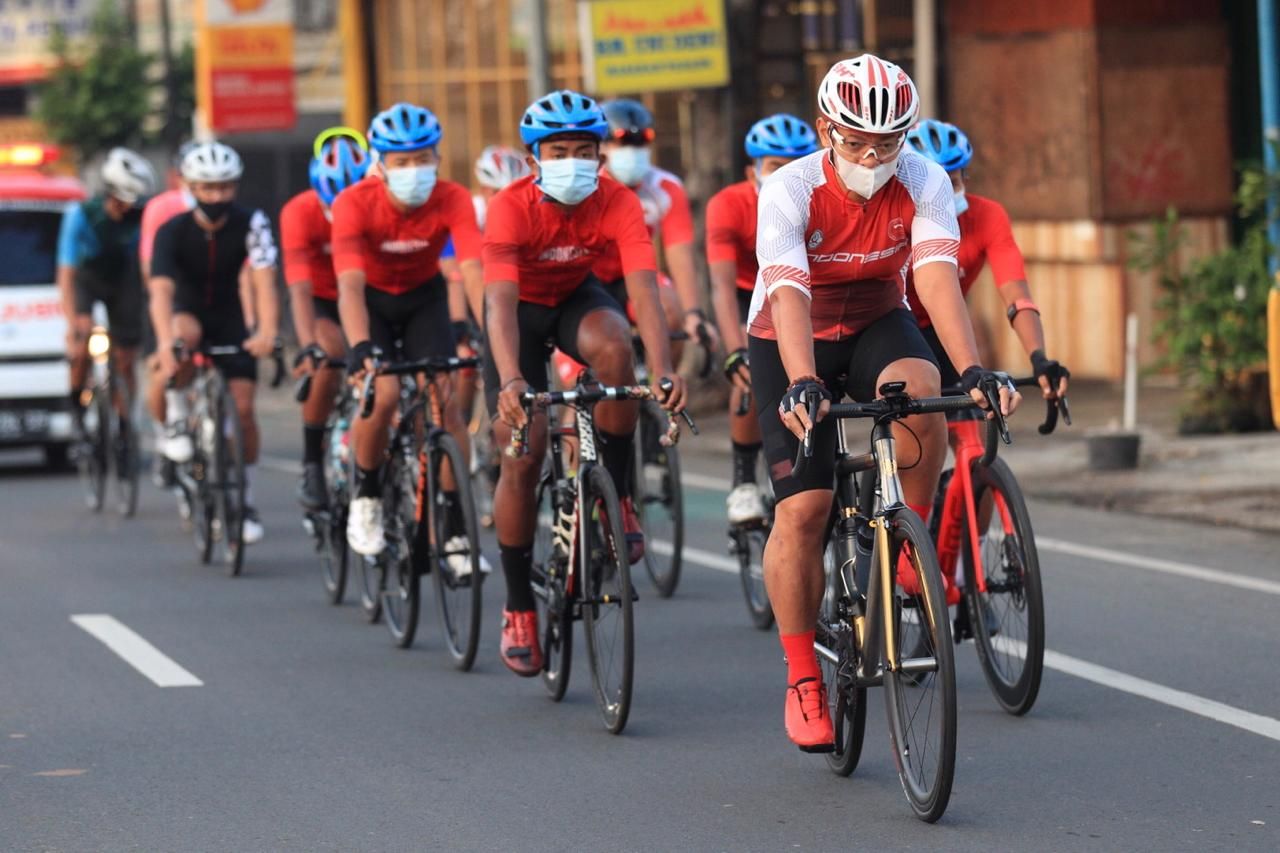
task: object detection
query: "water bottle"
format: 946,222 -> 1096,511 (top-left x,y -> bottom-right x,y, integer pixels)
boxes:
853,519 -> 874,596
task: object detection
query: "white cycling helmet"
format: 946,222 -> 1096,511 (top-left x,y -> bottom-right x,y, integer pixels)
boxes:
180,141 -> 244,183
101,147 -> 157,204
474,145 -> 531,190
817,54 -> 919,135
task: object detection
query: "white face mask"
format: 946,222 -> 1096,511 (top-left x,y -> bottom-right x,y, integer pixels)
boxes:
606,146 -> 651,186
832,152 -> 898,199
384,164 -> 437,208
953,189 -> 969,216
538,158 -> 600,205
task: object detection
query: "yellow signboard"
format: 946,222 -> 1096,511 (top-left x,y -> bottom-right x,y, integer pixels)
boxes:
579,0 -> 730,95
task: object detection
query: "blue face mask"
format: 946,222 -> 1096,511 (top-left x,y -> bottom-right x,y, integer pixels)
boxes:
953,189 -> 969,216
385,164 -> 437,208
606,146 -> 651,186
537,158 -> 599,205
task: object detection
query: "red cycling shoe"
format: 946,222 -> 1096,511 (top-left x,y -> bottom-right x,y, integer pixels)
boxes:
500,609 -> 543,677
785,677 -> 835,753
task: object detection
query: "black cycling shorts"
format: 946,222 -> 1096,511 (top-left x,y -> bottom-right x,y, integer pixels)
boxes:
365,276 -> 455,362
74,267 -> 144,348
736,288 -> 752,326
749,307 -> 938,501
483,276 -> 624,417
313,296 -> 341,326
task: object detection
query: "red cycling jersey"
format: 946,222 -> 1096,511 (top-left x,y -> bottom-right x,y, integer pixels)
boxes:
280,189 -> 337,300
749,149 -> 960,342
705,179 -> 759,292
331,176 -> 481,295
483,174 -> 657,307
591,167 -> 693,283
905,193 -> 1027,328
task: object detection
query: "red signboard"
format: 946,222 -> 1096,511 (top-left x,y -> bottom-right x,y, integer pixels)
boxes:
208,67 -> 296,132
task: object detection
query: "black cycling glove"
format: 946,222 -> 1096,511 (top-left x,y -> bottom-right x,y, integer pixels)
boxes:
778,376 -> 831,418
723,348 -> 749,383
347,340 -> 383,373
1030,349 -> 1070,391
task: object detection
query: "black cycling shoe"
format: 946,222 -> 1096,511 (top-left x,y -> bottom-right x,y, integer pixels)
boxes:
297,462 -> 327,510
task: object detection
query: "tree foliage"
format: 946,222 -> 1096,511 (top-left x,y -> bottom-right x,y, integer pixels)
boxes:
35,2 -> 153,163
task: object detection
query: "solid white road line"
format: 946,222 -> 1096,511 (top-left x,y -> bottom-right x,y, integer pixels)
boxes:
70,615 -> 203,688
993,637 -> 1280,743
1036,536 -> 1280,597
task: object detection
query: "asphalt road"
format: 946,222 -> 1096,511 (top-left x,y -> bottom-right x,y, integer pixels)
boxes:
1,400 -> 1278,852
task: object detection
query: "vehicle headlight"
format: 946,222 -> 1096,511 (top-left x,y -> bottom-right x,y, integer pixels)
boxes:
87,327 -> 111,360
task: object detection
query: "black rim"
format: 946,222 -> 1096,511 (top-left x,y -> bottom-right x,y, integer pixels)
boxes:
430,435 -> 483,670
214,388 -> 246,576
532,474 -> 572,701
381,442 -> 419,646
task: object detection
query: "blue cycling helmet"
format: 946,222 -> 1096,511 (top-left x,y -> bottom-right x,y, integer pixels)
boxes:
520,90 -> 609,151
906,119 -> 973,172
367,103 -> 442,153
310,130 -> 371,206
744,113 -> 819,159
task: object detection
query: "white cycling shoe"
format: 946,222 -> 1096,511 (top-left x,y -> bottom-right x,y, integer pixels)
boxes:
726,483 -> 767,524
242,507 -> 264,545
347,497 -> 386,556
444,535 -> 492,578
162,424 -> 194,464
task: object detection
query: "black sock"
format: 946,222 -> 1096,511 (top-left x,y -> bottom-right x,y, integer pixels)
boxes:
355,465 -> 382,498
732,441 -> 762,487
500,542 -> 535,611
303,424 -> 325,465
69,390 -> 84,420
599,429 -> 634,497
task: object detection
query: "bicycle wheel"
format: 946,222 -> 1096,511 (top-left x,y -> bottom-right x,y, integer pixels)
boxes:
111,373 -> 139,518
882,507 -> 957,823
532,468 -> 572,701
316,505 -> 349,605
468,413 -> 497,529
430,432 -> 484,671
734,526 -> 773,630
76,387 -> 109,512
636,402 -> 682,598
358,554 -> 384,623
213,387 -> 247,577
381,438 -> 420,648
962,457 -> 1045,716
821,541 -> 866,775
190,470 -> 215,564
581,464 -> 634,734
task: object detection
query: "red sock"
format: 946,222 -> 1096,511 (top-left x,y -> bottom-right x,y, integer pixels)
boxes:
780,630 -> 820,684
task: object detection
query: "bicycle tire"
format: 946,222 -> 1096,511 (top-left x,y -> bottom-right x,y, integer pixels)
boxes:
190,403 -> 215,564
214,385 -> 247,577
581,464 -> 634,734
381,435 -> 420,648
358,554 -> 384,623
636,401 -> 682,598
430,432 -> 484,671
532,468 -> 572,701
882,507 -> 957,823
735,526 -> 774,630
320,408 -> 354,604
112,369 -> 139,518
77,388 -> 109,512
468,414 -> 497,529
821,541 -> 866,776
962,456 -> 1045,716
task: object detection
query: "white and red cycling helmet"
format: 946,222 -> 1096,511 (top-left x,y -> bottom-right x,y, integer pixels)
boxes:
817,54 -> 919,135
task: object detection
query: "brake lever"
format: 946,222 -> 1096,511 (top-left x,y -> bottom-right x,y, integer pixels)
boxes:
657,377 -> 699,436
294,375 -> 312,403
789,387 -> 819,479
359,368 -> 377,418
695,323 -> 715,380
735,389 -> 751,418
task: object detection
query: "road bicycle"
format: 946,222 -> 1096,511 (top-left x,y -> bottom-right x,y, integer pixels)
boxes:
353,354 -> 485,671
169,340 -> 284,577
75,322 -> 139,517
803,377 -> 1012,822
296,359 -> 357,605
510,372 -> 694,733
931,377 -> 1070,715
727,388 -> 776,630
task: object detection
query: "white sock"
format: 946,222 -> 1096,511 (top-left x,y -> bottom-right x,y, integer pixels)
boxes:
164,390 -> 189,425
243,464 -> 256,507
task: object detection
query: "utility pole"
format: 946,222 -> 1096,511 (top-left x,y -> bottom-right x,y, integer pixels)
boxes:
158,0 -> 177,146
1261,0 -> 1280,428
913,0 -> 937,118
527,0 -> 551,102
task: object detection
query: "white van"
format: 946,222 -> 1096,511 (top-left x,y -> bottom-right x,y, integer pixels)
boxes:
0,152 -> 86,466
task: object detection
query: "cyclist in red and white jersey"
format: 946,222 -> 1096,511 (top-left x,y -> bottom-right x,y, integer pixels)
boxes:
282,127 -> 370,509
483,90 -> 685,677
594,99 -> 719,355
748,55 -> 1019,750
903,119 -> 1070,399
707,113 -> 819,525
332,103 -> 482,566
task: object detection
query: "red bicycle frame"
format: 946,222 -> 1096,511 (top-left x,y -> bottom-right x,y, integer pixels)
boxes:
933,419 -> 1017,595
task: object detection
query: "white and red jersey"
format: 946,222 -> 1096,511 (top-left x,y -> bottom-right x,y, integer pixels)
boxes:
592,166 -> 694,283
748,148 -> 959,341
